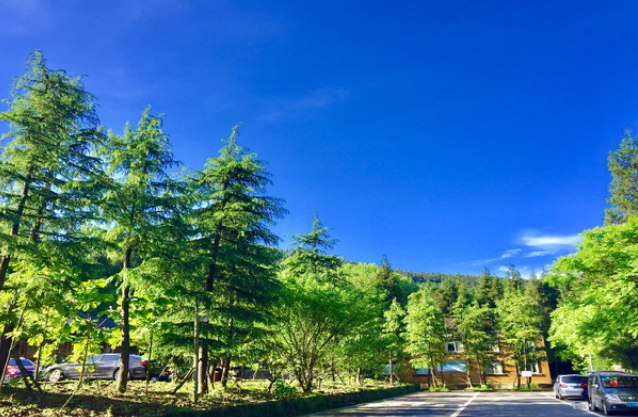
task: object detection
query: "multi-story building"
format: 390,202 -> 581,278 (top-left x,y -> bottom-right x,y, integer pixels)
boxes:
401,337 -> 552,388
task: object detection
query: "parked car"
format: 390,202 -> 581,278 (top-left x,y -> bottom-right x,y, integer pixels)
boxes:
3,358 -> 36,384
554,374 -> 588,400
588,370 -> 638,415
44,353 -> 168,382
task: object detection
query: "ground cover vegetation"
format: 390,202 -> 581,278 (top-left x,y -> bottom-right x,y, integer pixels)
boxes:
0,51 -> 635,415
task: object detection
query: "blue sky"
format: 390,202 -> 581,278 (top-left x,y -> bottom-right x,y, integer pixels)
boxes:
1,1 -> 635,277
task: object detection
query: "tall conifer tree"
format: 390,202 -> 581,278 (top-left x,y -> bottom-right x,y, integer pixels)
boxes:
100,106 -> 179,392
188,127 -> 285,390
0,51 -> 105,384
605,131 -> 638,224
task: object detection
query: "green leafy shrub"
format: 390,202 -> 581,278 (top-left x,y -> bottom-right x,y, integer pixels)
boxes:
273,380 -> 298,400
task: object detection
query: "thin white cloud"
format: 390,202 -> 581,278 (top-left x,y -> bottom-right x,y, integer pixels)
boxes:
501,248 -> 522,259
525,250 -> 554,258
470,248 -> 522,266
520,230 -> 581,257
522,234 -> 581,248
496,265 -> 509,275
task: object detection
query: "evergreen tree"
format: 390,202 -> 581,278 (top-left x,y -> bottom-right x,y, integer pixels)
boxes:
496,291 -> 543,388
375,256 -> 404,307
503,264 -> 524,295
187,127 -> 285,389
273,214 -> 350,392
605,131 -> 638,224
432,277 -> 458,316
403,287 -> 446,387
382,297 -> 406,384
100,106 -> 179,392
456,301 -> 497,386
0,51 -> 105,385
475,268 -> 501,308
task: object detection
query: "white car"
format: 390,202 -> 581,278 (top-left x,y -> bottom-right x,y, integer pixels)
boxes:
554,374 -> 587,400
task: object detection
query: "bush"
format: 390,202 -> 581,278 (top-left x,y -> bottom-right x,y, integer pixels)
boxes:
167,385 -> 420,417
273,380 -> 298,400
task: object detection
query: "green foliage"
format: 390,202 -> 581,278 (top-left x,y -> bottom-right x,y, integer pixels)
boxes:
496,289 -> 543,379
605,130 -> 638,225
0,51 -> 107,388
273,380 -> 298,399
546,217 -> 638,371
403,287 -> 446,385
475,268 -> 501,308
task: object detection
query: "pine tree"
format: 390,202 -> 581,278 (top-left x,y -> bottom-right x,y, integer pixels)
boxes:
403,287 -> 446,387
605,131 -> 638,224
382,297 -> 405,384
100,106 -> 179,393
187,127 -> 285,389
503,264 -> 524,295
0,51 -> 105,385
475,268 -> 501,308
273,214 -> 349,392
375,256 -> 404,307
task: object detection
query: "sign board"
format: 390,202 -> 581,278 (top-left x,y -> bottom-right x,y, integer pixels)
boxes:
521,371 -> 533,377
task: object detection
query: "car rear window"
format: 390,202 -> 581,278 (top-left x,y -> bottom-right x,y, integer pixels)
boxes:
602,376 -> 638,388
563,376 -> 587,384
7,359 -> 34,367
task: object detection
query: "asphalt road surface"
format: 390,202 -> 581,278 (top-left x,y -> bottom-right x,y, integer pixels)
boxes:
313,391 -> 636,417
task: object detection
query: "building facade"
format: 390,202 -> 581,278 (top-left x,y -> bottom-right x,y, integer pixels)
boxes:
401,338 -> 552,388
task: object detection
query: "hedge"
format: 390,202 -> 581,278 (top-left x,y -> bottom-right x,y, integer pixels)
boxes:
167,385 -> 421,417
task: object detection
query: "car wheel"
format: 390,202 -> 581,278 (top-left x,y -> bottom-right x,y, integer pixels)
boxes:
49,369 -> 64,383
113,369 -> 132,381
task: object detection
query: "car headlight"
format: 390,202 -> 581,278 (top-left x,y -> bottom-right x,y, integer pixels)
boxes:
605,394 -> 621,402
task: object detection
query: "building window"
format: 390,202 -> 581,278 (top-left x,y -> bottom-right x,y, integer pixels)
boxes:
485,361 -> 504,374
522,361 -> 541,374
445,341 -> 463,353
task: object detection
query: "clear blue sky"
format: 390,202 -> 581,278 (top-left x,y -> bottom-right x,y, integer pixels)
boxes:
1,1 -> 634,277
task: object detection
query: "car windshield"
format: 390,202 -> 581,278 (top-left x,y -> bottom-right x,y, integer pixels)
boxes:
601,376 -> 638,388
563,376 -> 587,384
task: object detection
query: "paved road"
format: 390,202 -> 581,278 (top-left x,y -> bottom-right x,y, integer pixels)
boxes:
313,391 -> 636,417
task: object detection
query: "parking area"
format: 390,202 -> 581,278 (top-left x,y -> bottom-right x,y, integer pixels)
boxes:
314,390 -> 638,417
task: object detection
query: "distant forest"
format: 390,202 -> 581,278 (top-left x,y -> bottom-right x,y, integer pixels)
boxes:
395,270 -> 483,287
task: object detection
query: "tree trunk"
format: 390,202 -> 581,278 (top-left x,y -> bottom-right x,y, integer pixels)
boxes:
388,352 -> 393,385
198,345 -> 208,395
0,323 -> 15,392
117,246 -> 132,393
429,353 -> 438,388
144,327 -> 153,397
193,297 -> 200,403
0,169 -> 33,292
220,356 -> 231,388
